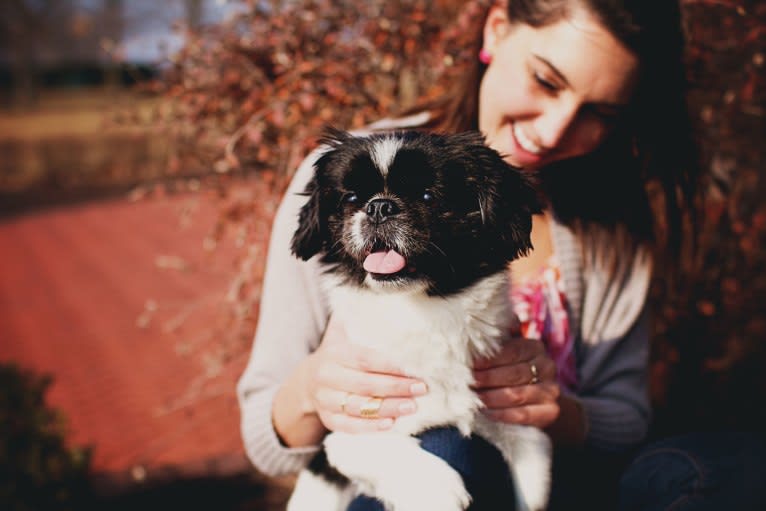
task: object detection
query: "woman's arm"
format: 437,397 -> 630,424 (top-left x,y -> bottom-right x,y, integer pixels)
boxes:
236,148 -> 331,476
575,305 -> 651,452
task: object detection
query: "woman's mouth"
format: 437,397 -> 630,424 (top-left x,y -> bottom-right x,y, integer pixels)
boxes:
509,122 -> 545,166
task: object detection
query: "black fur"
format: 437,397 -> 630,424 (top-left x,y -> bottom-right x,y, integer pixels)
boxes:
291,128 -> 541,297
307,447 -> 351,488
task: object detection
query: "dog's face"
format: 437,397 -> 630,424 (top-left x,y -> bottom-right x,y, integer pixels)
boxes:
292,129 -> 541,296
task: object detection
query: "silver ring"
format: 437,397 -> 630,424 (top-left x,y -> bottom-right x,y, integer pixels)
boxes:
529,362 -> 540,384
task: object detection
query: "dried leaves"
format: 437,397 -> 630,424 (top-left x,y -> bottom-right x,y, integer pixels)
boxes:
144,0 -> 478,178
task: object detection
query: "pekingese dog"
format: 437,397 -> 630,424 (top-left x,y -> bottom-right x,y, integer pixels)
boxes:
287,128 -> 551,511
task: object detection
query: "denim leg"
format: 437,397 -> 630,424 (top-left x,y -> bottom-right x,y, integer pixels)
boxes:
346,426 -> 516,511
618,431 -> 766,511
546,445 -> 631,511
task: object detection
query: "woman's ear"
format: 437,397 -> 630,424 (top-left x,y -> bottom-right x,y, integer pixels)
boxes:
482,5 -> 511,57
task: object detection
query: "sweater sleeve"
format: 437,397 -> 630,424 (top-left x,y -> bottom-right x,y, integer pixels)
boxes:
576,304 -> 651,452
552,221 -> 653,453
236,148 -> 330,476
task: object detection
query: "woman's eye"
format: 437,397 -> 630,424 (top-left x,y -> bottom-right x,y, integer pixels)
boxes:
534,72 -> 558,92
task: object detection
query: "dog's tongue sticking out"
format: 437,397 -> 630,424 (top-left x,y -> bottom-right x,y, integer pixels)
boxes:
363,250 -> 406,274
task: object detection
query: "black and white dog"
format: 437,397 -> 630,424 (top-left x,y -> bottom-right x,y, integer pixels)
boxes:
288,129 -> 551,511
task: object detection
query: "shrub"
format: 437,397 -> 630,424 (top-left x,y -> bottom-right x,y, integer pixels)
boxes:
0,363 -> 92,511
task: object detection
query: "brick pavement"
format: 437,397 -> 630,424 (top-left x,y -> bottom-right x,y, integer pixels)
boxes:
0,188 -> 269,490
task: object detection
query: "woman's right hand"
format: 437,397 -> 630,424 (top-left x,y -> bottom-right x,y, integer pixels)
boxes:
305,315 -> 428,433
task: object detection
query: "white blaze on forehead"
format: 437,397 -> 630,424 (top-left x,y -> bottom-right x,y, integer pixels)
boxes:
370,136 -> 403,177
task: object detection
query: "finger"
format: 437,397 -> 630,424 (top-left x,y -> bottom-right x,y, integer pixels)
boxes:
477,382 -> 560,409
321,412 -> 395,434
482,403 -> 560,428
473,354 -> 556,388
323,342 -> 415,378
316,388 -> 418,418
473,338 -> 544,369
321,318 -> 409,376
317,363 -> 427,398
350,344 -> 413,376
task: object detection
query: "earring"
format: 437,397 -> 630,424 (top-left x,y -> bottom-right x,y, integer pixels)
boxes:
479,48 -> 492,65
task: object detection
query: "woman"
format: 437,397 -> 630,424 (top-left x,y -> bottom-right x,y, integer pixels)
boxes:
237,1 -> 765,509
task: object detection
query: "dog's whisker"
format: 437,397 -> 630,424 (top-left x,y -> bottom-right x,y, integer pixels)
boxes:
427,241 -> 456,276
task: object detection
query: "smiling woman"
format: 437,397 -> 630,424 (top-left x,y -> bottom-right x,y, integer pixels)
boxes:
478,5 -> 639,169
236,1 -> 766,510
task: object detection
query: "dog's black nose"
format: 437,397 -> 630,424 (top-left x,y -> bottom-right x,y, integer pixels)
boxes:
366,199 -> 399,224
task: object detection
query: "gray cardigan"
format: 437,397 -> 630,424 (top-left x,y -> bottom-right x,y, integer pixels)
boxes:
236,120 -> 653,476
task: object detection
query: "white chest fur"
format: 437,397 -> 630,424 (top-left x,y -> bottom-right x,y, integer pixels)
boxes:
326,272 -> 513,436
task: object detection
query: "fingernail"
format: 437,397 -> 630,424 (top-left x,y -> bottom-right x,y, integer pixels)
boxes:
399,401 -> 416,414
410,382 -> 427,395
378,418 -> 394,430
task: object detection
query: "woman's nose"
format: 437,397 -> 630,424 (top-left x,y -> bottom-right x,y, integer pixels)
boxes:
535,101 -> 579,150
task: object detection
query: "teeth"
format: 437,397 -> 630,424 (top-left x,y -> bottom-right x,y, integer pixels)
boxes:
513,124 -> 542,154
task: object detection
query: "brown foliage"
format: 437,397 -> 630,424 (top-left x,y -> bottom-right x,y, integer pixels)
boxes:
651,0 -> 766,435
145,0 -> 475,177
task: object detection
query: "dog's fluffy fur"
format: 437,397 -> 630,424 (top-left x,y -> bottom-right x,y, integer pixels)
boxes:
287,129 -> 551,511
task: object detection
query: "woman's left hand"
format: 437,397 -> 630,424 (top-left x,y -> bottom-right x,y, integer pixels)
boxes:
472,337 -> 561,428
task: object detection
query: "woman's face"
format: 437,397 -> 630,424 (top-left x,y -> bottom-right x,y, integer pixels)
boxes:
478,6 -> 639,170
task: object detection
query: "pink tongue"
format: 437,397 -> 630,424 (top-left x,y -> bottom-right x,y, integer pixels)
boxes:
363,250 -> 407,274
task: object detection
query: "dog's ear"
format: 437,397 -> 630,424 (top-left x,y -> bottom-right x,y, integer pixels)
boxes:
292,127 -> 354,260
452,131 -> 542,261
291,143 -> 340,262
492,164 -> 543,260
318,125 -> 353,148
290,172 -> 324,260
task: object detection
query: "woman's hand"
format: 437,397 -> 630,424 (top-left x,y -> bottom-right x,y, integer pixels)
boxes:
304,315 -> 428,434
472,337 -> 561,429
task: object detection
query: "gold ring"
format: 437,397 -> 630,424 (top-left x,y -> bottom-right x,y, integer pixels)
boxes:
529,362 -> 540,384
359,397 -> 383,419
340,392 -> 350,414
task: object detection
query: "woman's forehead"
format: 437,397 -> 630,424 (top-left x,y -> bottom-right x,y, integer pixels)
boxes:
517,11 -> 640,104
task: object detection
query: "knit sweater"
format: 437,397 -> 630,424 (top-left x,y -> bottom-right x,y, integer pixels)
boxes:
236,118 -> 653,477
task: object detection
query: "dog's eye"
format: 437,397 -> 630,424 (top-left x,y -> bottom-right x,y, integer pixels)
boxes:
343,193 -> 359,204
423,191 -> 433,202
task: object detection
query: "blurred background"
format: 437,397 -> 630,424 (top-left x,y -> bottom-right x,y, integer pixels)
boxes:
0,0 -> 764,510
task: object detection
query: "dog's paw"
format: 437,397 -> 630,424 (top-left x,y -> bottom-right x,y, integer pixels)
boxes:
377,460 -> 470,511
287,470 -> 347,511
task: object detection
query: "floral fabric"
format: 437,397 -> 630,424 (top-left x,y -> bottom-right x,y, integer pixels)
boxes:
511,261 -> 577,390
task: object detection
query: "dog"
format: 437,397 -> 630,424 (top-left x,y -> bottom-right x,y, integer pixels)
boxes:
287,128 -> 551,511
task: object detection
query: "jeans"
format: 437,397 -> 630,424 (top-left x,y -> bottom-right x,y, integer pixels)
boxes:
345,428 -> 766,511
347,427 -> 516,511
618,431 -> 766,511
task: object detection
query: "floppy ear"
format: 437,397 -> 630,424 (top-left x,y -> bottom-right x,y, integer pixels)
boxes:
291,126 -> 354,260
290,171 -> 325,261
454,131 -> 542,261
493,163 -> 543,260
